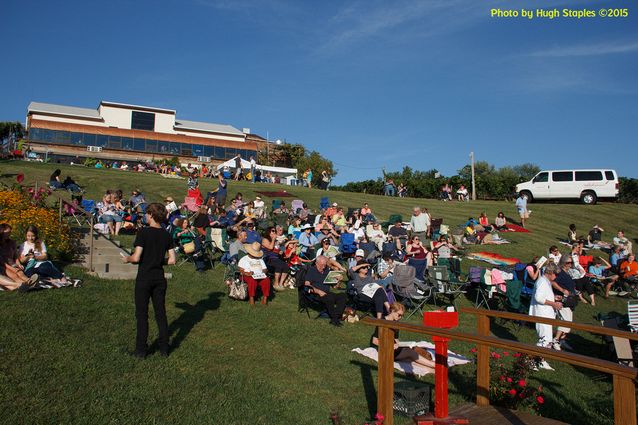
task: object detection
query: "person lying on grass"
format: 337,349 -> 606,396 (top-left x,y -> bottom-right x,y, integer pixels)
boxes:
370,302 -> 435,369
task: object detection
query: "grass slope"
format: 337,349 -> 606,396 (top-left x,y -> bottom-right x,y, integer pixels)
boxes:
1,160 -> 637,424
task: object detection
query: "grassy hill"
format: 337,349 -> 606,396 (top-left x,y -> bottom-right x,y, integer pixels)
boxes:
0,160 -> 636,424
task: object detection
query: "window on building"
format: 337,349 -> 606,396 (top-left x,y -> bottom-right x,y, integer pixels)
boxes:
181,143 -> 192,156
192,144 -> 204,157
108,136 -> 122,149
83,133 -> 96,146
122,137 -> 134,150
214,146 -> 225,159
131,111 -> 155,131
95,135 -> 109,147
203,146 -> 214,157
70,132 -> 84,145
145,140 -> 158,153
29,128 -> 42,141
169,142 -> 180,155
133,138 -> 145,152
158,141 -> 170,154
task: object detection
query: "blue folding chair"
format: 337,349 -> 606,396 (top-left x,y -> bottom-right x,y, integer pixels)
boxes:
339,233 -> 357,255
319,197 -> 329,210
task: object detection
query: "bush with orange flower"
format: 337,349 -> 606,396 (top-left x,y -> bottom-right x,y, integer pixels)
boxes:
0,188 -> 72,260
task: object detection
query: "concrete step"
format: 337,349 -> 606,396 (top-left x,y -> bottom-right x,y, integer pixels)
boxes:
92,269 -> 173,280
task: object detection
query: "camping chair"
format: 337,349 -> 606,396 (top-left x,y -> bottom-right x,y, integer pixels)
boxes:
181,197 -> 200,217
272,199 -> 282,211
383,214 -> 403,228
319,197 -> 329,211
427,266 -> 468,309
391,264 -> 434,319
339,233 -> 357,256
628,301 -> 638,333
601,316 -> 635,367
469,267 -> 491,309
291,199 -> 304,215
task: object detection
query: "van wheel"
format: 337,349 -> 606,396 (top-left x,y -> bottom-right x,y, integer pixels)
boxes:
520,191 -> 533,203
581,191 -> 597,205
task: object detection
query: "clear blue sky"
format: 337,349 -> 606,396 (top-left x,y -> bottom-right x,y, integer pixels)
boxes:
2,0 -> 637,184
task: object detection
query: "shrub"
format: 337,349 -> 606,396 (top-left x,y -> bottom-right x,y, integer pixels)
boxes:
0,188 -> 72,260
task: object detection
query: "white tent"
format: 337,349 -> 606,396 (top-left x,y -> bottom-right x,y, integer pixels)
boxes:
216,157 -> 252,170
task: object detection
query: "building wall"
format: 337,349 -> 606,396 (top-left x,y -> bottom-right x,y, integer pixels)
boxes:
28,112 -> 106,127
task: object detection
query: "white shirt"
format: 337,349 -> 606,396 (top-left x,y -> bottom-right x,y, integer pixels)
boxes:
19,240 -> 47,257
238,256 -> 267,276
410,213 -> 429,232
529,275 -> 556,319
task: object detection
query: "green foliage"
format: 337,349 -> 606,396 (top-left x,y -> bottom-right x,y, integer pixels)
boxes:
275,143 -> 336,185
0,121 -> 25,141
83,157 -> 98,167
619,177 -> 638,204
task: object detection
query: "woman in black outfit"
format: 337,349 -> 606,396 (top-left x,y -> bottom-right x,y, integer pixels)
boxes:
123,203 -> 176,358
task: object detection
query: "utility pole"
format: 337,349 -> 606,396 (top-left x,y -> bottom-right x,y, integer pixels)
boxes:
470,151 -> 476,201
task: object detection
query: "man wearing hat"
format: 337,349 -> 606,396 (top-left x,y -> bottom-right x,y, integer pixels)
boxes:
299,224 -> 319,258
317,225 -> 338,245
238,242 -> 271,305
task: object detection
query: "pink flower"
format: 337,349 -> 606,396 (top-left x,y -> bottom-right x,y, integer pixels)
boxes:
518,379 -> 526,387
500,375 -> 506,382
536,396 -> 544,404
509,389 -> 517,396
491,352 -> 501,359
16,173 -> 24,183
506,377 -> 512,383
470,347 -> 477,353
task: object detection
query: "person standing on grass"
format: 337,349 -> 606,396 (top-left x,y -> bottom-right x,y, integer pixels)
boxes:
122,203 -> 176,358
515,192 -> 530,228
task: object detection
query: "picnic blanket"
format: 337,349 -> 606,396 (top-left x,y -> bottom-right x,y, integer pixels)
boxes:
503,223 -> 530,233
467,252 -> 521,266
255,191 -> 295,198
352,341 -> 470,377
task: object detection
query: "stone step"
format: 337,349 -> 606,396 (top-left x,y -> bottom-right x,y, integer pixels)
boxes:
93,269 -> 173,280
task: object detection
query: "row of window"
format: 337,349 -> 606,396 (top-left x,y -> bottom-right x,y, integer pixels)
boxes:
533,171 -> 614,183
28,128 -> 256,160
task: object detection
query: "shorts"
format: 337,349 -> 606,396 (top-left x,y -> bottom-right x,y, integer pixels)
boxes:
519,211 -> 529,219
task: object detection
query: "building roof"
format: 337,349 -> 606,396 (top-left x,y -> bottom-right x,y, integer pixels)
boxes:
174,119 -> 244,136
99,101 -> 176,114
28,102 -> 102,120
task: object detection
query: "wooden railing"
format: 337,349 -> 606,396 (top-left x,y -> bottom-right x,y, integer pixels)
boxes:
361,310 -> 638,425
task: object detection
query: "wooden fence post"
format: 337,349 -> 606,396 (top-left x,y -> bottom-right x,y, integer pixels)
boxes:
378,326 -> 395,425
476,314 -> 490,407
613,375 -> 636,425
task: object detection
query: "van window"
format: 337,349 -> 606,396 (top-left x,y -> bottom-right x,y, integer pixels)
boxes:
533,172 -> 548,183
575,171 -> 603,181
552,171 -> 573,182
605,171 -> 615,180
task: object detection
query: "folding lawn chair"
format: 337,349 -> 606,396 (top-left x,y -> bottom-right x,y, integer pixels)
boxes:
392,264 -> 433,319
319,197 -> 329,211
427,266 -> 468,309
339,233 -> 357,256
272,199 -> 282,211
181,197 -> 200,216
291,199 -> 304,214
628,301 -> 638,333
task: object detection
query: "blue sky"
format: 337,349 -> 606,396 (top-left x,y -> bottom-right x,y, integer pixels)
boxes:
1,0 -> 637,184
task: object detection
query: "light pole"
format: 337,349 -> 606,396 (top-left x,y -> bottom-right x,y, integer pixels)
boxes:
470,151 -> 476,201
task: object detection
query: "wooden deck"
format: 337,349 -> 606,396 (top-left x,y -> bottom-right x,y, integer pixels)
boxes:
448,404 -> 568,425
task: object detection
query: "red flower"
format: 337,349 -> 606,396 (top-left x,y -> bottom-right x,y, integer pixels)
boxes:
491,353 -> 501,359
16,173 -> 24,183
513,353 -> 521,358
509,389 -> 517,396
536,396 -> 544,404
470,347 -> 477,353
506,377 -> 512,383
518,379 -> 526,387
500,375 -> 506,381
503,351 -> 509,356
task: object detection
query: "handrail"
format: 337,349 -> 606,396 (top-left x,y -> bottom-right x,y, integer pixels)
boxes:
360,316 -> 637,425
459,307 -> 638,342
57,195 -> 95,272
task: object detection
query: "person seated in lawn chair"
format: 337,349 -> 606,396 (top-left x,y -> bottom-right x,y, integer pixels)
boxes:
376,253 -> 401,288
304,255 -> 347,327
261,226 -> 290,292
238,242 -> 271,306
316,238 -> 346,272
349,260 -> 391,319
171,218 -> 206,272
299,224 -> 319,259
360,203 -> 376,223
97,192 -> 124,236
619,254 -> 638,291
387,219 -> 408,253
366,222 -> 386,251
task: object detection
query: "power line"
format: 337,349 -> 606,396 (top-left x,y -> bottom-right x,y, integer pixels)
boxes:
330,161 -> 383,170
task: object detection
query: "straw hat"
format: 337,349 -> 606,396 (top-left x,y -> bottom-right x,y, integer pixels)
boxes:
244,242 -> 263,258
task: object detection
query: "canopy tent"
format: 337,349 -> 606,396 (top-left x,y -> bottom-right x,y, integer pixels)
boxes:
216,157 -> 297,177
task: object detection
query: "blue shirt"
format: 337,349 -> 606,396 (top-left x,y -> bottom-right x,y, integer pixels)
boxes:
299,231 -> 318,251
516,197 -> 527,213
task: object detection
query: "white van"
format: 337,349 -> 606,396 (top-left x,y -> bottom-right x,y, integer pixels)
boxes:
515,169 -> 619,205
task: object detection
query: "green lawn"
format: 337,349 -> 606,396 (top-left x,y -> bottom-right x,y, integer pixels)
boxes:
1,160 -> 637,424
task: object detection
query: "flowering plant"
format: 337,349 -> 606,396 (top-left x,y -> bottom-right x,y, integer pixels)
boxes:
0,189 -> 72,259
470,347 -> 544,412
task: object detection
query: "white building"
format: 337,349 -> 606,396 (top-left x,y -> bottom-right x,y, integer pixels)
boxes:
26,100 -> 258,164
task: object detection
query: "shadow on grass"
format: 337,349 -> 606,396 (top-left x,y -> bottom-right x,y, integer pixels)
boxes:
167,291 -> 223,352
